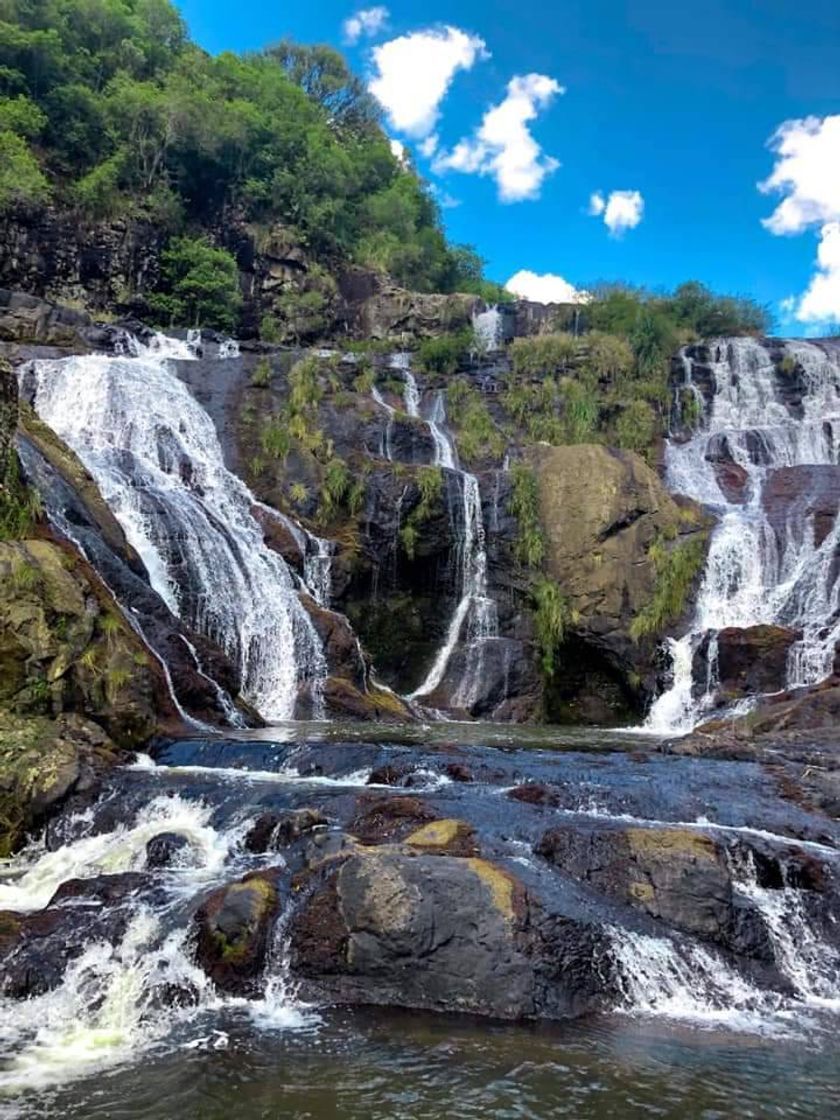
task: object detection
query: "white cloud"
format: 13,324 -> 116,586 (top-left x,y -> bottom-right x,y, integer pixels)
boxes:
419,134 -> 439,159
796,222 -> 840,325
433,74 -> 563,202
505,269 -> 589,304
588,191 -> 605,216
389,137 -> 406,164
368,27 -> 488,138
589,189 -> 644,235
760,115 -> 840,235
343,7 -> 389,45
761,115 -> 840,327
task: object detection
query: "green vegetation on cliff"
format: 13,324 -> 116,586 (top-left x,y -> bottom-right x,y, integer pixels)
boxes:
0,0 -> 501,323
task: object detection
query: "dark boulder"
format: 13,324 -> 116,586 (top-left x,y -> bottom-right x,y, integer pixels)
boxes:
244,808 -> 327,854
193,871 -> 281,997
763,465 -> 840,550
349,794 -> 439,845
145,832 -> 192,869
693,625 -> 800,700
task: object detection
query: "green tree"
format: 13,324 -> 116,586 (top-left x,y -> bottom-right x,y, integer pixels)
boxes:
152,236 -> 242,330
0,129 -> 49,210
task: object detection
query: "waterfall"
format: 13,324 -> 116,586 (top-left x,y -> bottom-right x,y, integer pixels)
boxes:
647,337 -> 840,733
472,305 -> 502,353
25,335 -> 327,722
405,381 -> 499,704
370,384 -> 396,461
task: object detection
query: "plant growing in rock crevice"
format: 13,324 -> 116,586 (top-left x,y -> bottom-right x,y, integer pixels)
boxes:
399,467 -> 443,560
630,533 -> 707,641
445,379 -> 506,463
508,464 -> 545,569
532,576 -> 578,676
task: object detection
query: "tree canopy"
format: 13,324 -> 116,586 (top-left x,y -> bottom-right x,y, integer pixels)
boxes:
0,0 -> 494,295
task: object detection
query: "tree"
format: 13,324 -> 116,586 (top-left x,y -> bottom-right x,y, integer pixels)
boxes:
264,40 -> 380,136
152,237 -> 242,330
0,129 -> 49,211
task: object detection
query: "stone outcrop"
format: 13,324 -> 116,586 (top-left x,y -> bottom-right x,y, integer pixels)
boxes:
530,444 -> 712,719
193,872 -> 281,997
694,625 -> 800,701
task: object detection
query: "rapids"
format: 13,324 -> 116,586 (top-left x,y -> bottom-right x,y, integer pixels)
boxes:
0,726 -> 838,1117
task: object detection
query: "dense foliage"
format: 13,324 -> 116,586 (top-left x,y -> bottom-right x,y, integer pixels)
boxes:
0,0 -> 497,309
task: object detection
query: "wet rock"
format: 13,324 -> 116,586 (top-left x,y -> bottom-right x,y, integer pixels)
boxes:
301,598 -> 367,690
403,819 -> 478,857
537,824 -> 734,942
194,871 -> 281,997
0,872 -> 150,998
368,762 -> 415,786
289,850 -> 539,1019
321,677 -> 411,722
693,625 -> 800,700
443,762 -> 473,783
427,637 -> 543,721
0,711 -> 121,857
145,832 -> 192,869
244,809 -> 327,854
349,795 -> 439,845
508,782 -> 564,808
763,465 -> 840,550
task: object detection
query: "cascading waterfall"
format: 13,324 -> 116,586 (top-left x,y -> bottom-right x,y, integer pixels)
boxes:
403,374 -> 499,705
647,337 -> 840,733
24,335 -> 327,722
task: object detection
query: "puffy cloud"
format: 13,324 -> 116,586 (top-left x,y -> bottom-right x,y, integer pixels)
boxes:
589,189 -> 644,235
760,115 -> 840,235
795,222 -> 840,325
369,27 -> 488,138
433,74 -> 563,202
343,7 -> 389,45
389,137 -> 406,164
761,115 -> 840,327
505,269 -> 589,304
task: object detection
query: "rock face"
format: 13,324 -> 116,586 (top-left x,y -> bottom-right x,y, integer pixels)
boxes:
530,444 -> 711,719
194,872 -> 281,996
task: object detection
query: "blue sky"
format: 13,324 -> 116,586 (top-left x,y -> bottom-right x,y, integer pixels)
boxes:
178,1 -> 840,329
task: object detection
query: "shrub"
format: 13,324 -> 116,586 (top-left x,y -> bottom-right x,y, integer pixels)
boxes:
615,399 -> 658,458
445,379 -> 506,462
251,358 -> 272,388
509,333 -> 578,378
0,130 -> 50,212
559,380 -> 598,443
320,456 -> 350,518
417,331 -> 472,376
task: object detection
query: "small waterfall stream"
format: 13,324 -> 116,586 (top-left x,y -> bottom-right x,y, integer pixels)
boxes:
647,337 -> 840,733
401,373 -> 499,705
24,335 -> 327,722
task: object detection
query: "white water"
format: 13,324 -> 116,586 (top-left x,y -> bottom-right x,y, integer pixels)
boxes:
25,335 -> 327,721
404,377 -> 499,706
610,928 -> 787,1032
730,850 -> 840,1007
647,337 -> 840,733
472,305 -> 502,353
0,795 -> 316,1097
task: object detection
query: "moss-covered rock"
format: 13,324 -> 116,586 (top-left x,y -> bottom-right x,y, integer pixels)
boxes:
193,872 -> 281,996
0,539 -> 161,744
0,710 -> 119,856
404,818 -> 478,857
529,444 -> 711,721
